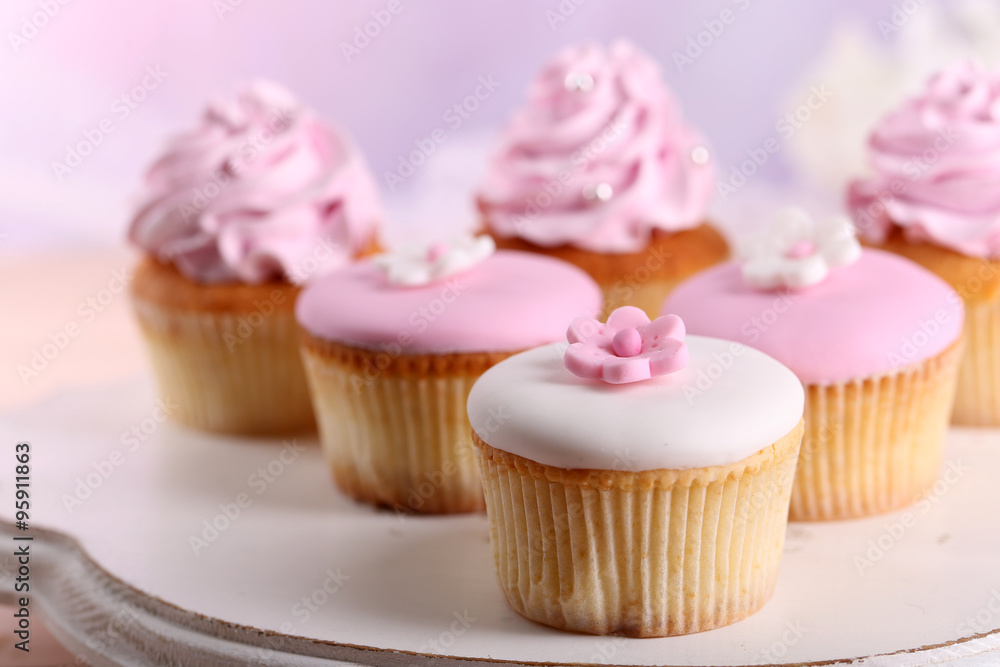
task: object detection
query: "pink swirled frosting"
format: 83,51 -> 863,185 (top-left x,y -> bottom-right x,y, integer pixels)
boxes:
847,60 -> 1000,258
128,80 -> 382,284
478,40 -> 714,253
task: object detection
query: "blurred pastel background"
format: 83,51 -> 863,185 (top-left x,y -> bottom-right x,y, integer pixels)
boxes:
4,0 -> 1000,255
3,1 -> 1000,663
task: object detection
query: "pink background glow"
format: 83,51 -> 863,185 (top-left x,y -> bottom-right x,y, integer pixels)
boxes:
1,0 -> 904,251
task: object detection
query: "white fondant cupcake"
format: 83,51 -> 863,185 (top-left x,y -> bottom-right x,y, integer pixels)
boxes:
467,306 -> 804,637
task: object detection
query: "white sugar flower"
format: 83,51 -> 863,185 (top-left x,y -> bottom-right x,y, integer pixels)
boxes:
741,208 -> 861,290
373,235 -> 496,286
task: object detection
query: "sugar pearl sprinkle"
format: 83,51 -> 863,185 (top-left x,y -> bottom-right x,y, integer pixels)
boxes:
583,182 -> 614,203
563,71 -> 595,93
691,146 -> 710,165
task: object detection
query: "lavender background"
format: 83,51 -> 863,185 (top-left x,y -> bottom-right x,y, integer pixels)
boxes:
0,0 -> 934,251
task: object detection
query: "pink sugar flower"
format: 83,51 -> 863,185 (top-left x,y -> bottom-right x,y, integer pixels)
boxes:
564,306 -> 688,384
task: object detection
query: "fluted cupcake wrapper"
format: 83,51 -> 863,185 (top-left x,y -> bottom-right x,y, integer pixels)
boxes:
790,339 -> 962,521
473,422 -> 803,638
954,299 -> 1000,426
300,334 -> 513,514
131,298 -> 315,435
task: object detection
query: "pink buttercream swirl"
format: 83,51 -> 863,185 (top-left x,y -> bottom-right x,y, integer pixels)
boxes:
847,60 -> 1000,258
128,80 -> 382,284
565,306 -> 688,384
478,40 -> 715,253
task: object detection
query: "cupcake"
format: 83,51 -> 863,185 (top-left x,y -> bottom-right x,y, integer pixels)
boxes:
468,307 -> 805,637
663,208 -> 963,521
128,80 -> 381,434
477,40 -> 727,318
847,60 -> 1000,426
296,236 -> 602,514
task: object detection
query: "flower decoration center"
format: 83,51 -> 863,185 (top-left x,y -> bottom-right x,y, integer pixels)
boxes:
582,182 -> 614,204
564,71 -> 595,93
785,240 -> 816,259
611,327 -> 643,357
742,207 -> 861,291
374,235 -> 496,287
426,242 -> 450,263
564,306 -> 689,384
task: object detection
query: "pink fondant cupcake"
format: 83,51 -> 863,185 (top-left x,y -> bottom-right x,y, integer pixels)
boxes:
477,40 -> 727,317
128,80 -> 382,435
663,208 -> 964,520
847,60 -> 1000,425
295,236 -> 602,513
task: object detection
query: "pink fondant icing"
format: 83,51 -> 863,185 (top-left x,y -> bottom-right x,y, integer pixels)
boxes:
847,60 -> 1000,259
564,306 -> 688,384
662,249 -> 963,385
296,251 -> 603,353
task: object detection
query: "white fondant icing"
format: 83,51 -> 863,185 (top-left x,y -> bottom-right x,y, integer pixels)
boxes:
467,337 -> 804,471
373,235 -> 495,286
742,207 -> 861,290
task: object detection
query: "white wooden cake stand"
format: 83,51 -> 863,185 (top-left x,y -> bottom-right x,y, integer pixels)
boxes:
1,378 -> 999,666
